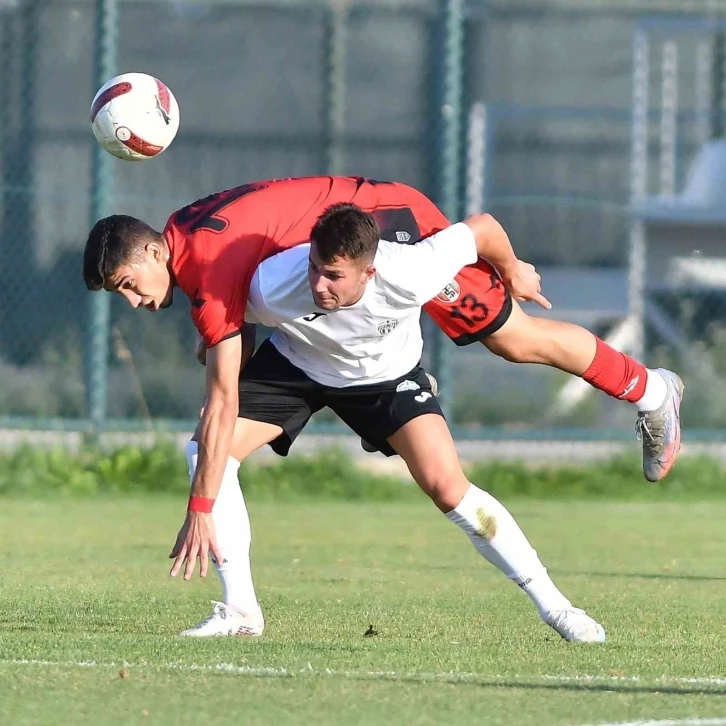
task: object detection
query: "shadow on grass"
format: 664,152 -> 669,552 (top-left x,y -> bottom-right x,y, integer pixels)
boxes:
556,570 -> 726,582
464,680 -> 726,697
169,670 -> 726,697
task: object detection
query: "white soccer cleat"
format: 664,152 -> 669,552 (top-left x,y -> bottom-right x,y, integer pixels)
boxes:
179,601 -> 264,637
541,607 -> 606,643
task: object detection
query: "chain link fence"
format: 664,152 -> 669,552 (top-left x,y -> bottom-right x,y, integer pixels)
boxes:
2,0 -> 726,439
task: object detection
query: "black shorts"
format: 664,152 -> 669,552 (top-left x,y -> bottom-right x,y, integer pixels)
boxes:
238,339 -> 443,457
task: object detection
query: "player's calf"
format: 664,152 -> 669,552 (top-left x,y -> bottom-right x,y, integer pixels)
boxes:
486,306 -> 685,481
447,483 -> 605,642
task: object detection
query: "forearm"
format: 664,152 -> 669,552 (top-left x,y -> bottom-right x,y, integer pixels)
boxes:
190,394 -> 238,500
465,213 -> 518,279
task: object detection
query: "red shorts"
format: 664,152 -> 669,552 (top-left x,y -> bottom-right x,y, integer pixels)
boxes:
422,259 -> 512,346
356,181 -> 512,346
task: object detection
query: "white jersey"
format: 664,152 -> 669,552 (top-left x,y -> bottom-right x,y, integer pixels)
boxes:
245,222 -> 477,387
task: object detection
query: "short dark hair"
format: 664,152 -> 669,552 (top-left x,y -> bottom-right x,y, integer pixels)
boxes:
83,215 -> 161,291
310,203 -> 379,264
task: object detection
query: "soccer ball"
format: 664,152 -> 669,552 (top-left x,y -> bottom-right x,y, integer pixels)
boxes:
90,72 -> 180,161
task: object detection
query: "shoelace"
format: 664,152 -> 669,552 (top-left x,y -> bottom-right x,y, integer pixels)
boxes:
635,412 -> 665,449
196,600 -> 228,627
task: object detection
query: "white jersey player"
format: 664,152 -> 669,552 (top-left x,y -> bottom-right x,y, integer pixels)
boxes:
174,204 -> 606,644
245,222 -> 477,386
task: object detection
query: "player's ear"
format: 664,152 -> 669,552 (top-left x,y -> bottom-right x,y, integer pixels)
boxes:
147,240 -> 164,263
363,263 -> 375,282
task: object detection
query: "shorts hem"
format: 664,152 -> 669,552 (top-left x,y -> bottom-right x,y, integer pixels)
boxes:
451,292 -> 512,346
369,407 -> 445,457
235,411 -> 296,457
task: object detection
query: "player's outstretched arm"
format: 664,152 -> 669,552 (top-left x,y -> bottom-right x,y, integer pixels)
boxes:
465,214 -> 552,310
170,334 -> 242,581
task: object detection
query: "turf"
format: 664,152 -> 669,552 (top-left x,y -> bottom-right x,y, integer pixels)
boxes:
1,497 -> 726,725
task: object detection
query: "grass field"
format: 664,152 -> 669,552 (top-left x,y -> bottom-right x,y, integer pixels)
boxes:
2,496 -> 726,725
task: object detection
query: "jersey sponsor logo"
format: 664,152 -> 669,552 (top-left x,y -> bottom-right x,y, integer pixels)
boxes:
414,391 -> 433,403
378,319 -> 399,336
372,208 -> 420,246
436,281 -> 460,304
396,379 -> 421,393
301,312 -> 327,322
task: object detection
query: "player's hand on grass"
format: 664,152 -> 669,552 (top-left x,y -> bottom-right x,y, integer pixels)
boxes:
169,511 -> 224,581
502,260 -> 552,310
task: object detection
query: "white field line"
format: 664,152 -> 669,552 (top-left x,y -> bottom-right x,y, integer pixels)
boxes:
1,658 -> 726,690
576,719 -> 726,726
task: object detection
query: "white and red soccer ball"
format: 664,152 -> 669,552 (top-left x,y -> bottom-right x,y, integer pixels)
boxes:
90,72 -> 180,161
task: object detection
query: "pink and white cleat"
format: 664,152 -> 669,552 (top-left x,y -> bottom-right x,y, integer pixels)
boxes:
636,368 -> 684,482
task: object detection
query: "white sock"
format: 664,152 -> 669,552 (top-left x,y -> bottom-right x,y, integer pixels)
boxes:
185,441 -> 260,616
634,369 -> 669,412
446,484 -> 572,614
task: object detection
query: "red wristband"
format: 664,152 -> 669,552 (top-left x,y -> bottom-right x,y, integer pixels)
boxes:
188,495 -> 215,513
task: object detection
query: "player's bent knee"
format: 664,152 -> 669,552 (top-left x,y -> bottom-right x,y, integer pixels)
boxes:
417,472 -> 470,512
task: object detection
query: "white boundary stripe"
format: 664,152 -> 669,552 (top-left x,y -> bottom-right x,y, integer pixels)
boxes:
576,720 -> 726,726
1,659 -> 726,689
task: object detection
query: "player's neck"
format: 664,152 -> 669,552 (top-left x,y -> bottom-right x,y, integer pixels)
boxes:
340,286 -> 367,308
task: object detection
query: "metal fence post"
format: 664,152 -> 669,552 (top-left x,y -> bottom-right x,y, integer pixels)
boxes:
628,26 -> 649,364
322,0 -> 348,175
465,101 -> 487,216
86,0 -> 118,430
432,0 -> 465,423
0,2 -> 39,365
710,32 -> 726,139
659,39 -> 678,199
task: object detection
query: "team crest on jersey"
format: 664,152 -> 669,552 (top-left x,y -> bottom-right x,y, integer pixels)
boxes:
396,379 -> 420,393
436,281 -> 460,304
378,319 -> 399,336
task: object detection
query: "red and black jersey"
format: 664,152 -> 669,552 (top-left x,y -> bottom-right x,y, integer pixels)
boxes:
164,176 -> 450,348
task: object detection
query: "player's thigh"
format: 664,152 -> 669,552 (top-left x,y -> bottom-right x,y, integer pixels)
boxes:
192,416 -> 282,461
423,258 -> 513,346
228,418 -> 285,461
328,366 -> 438,457
387,414 -> 470,511
479,298 -> 531,356
481,298 -> 574,365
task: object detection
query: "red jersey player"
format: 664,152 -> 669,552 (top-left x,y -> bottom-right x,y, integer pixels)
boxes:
83,176 -> 684,578
162,176 -> 515,349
